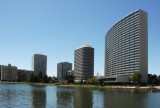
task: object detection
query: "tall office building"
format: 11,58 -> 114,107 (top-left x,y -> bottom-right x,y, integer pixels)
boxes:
0,64 -> 17,81
105,9 -> 148,83
57,62 -> 72,82
74,45 -> 94,81
32,54 -> 47,77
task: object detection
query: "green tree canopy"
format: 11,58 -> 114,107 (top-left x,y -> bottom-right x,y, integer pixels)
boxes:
39,71 -> 43,79
148,74 -> 158,84
17,70 -> 26,81
30,73 -> 35,82
86,78 -> 98,85
130,72 -> 142,85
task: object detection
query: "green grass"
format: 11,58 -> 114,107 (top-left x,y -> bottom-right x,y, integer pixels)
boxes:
0,82 -> 157,89
0,81 -> 59,86
59,84 -> 115,88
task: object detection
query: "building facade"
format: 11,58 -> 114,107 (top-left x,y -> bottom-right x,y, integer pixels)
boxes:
65,70 -> 74,83
0,64 -> 17,81
74,45 -> 94,81
23,70 -> 33,79
18,69 -> 33,79
105,9 -> 148,83
32,54 -> 47,77
57,62 -> 72,82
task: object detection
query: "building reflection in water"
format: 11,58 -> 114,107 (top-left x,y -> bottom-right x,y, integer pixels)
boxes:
74,87 -> 93,108
56,87 -> 73,108
30,85 -> 46,108
103,89 -> 147,108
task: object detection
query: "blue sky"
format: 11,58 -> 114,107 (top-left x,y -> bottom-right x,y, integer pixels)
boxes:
0,0 -> 160,76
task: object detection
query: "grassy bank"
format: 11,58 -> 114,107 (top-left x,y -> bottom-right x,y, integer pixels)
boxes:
1,82 -> 160,90
59,84 -> 160,89
0,81 -> 58,86
59,84 -> 128,88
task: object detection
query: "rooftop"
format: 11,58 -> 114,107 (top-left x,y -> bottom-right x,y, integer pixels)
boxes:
33,54 -> 47,57
106,9 -> 147,35
76,45 -> 93,50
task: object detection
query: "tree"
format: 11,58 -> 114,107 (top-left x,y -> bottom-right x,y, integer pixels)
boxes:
61,80 -> 68,85
148,74 -> 158,84
35,75 -> 39,82
39,71 -> 43,79
52,76 -> 58,83
42,75 -> 49,83
86,78 -> 98,85
30,73 -> 35,82
157,75 -> 160,85
130,72 -> 142,85
17,70 -> 26,81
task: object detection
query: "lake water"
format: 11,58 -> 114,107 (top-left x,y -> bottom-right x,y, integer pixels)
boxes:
0,83 -> 160,108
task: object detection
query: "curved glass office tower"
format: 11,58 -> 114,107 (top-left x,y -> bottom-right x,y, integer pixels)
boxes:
105,9 -> 148,83
74,45 -> 94,81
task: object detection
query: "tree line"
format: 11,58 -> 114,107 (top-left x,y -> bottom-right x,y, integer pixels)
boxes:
18,70 -> 160,85
17,70 -> 57,83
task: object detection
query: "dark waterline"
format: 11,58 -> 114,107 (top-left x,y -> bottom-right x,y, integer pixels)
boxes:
0,83 -> 160,108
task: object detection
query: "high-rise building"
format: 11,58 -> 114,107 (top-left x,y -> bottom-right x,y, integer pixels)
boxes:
0,64 -> 17,81
57,62 -> 72,82
74,45 -> 94,81
105,9 -> 148,83
32,54 -> 47,77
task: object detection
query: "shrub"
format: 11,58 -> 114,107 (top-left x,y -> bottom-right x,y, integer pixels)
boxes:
86,78 -> 98,85
61,80 -> 69,85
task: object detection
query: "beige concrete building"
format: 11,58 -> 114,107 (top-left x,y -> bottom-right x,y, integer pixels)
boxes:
105,9 -> 148,83
0,64 -> 17,81
74,45 -> 94,81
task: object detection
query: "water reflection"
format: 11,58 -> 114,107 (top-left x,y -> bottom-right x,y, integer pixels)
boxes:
56,87 -> 73,108
30,85 -> 46,108
55,87 -> 155,108
74,87 -> 93,108
0,84 -> 31,107
1,84 -> 160,108
103,89 -> 147,108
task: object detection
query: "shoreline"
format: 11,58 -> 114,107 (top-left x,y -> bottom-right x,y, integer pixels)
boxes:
1,82 -> 160,90
0,82 -> 56,86
58,84 -> 160,90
